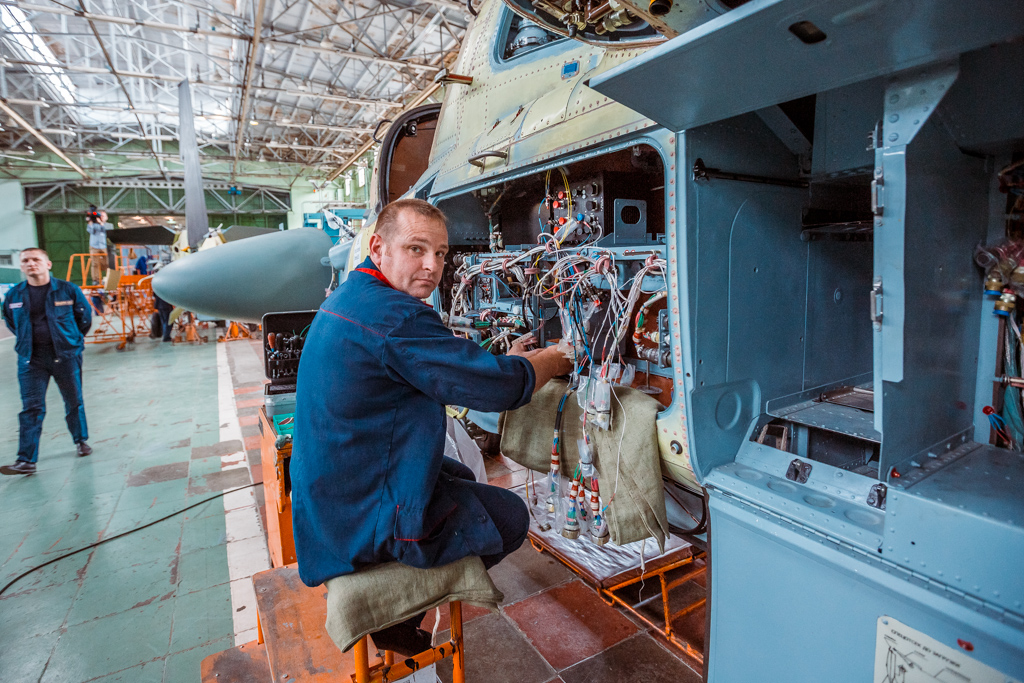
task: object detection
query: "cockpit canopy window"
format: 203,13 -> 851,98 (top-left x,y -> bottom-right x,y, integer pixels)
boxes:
499,10 -> 565,61
500,0 -> 661,47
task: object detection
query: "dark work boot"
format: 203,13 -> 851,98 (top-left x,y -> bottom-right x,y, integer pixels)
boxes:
1,460 -> 37,475
370,612 -> 432,657
76,442 -> 93,457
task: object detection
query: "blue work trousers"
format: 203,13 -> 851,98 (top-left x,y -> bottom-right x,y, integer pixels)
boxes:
389,457 -> 529,632
420,457 -> 529,571
17,347 -> 88,463
157,308 -> 172,341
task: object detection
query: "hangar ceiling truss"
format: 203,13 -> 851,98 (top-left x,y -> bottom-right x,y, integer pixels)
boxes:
24,177 -> 292,213
0,0 -> 467,184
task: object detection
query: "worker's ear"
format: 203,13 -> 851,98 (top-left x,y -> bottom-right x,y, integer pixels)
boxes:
368,233 -> 385,262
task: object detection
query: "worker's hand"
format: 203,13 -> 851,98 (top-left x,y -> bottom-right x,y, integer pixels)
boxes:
539,343 -> 575,376
521,343 -> 575,393
508,332 -> 537,358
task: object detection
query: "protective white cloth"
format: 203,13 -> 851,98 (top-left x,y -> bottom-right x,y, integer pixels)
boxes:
443,416 -> 487,483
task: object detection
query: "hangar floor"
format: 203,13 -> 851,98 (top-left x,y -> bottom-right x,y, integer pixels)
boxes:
0,333 -> 702,683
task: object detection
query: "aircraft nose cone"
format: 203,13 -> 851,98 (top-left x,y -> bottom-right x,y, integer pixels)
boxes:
152,228 -> 334,323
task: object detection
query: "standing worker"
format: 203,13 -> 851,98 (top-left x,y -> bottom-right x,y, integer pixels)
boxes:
290,199 -> 572,655
85,206 -> 112,286
152,264 -> 175,343
1,248 -> 94,475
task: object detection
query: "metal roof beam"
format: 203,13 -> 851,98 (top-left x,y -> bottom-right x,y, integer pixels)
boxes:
326,81 -> 440,182
3,1 -> 250,40
265,140 -> 353,154
77,0 -> 168,179
274,120 -> 372,134
231,0 -> 267,177
3,59 -> 403,107
0,99 -> 90,178
262,38 -> 440,73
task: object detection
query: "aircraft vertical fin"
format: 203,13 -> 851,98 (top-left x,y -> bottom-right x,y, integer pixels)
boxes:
178,80 -> 209,249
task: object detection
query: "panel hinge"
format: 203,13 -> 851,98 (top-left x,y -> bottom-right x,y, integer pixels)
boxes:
870,165 -> 885,216
870,277 -> 884,330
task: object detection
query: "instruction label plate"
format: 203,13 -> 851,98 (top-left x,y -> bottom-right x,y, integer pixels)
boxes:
874,616 -> 1019,683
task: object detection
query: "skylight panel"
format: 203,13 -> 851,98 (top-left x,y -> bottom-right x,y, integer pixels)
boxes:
0,6 -> 77,105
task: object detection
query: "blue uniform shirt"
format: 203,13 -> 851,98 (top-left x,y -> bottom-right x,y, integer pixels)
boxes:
2,277 -> 92,360
291,257 -> 535,587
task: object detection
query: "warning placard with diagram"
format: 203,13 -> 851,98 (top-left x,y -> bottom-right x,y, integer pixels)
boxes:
874,616 -> 1019,683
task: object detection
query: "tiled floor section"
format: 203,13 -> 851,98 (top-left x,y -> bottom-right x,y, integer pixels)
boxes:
0,333 -> 272,682
0,329 -> 705,682
428,538 -> 703,683
422,453 -> 706,683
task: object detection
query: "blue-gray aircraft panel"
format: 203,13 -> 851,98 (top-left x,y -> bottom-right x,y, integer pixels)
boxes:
589,0 -> 1024,133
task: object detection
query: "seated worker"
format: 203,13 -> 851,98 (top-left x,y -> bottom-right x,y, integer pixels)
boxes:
291,198 -> 572,655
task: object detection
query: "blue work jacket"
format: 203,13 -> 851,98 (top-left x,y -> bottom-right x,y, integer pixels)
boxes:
291,257 -> 535,587
2,277 -> 92,360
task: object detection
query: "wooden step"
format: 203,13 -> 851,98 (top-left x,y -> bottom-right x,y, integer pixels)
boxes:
200,640 -> 272,683
253,564 -> 383,682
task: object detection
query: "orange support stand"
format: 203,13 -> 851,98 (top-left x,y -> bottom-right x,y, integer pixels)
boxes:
219,321 -> 256,343
450,601 -> 466,683
526,524 -> 707,665
353,638 -> 371,683
351,601 -> 466,683
173,311 -> 209,344
596,554 -> 707,664
67,254 -> 146,350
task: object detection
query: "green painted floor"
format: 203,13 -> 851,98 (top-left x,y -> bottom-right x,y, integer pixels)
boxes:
0,335 -> 267,682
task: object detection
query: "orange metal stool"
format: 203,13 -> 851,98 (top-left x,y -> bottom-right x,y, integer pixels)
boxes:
351,601 -> 466,683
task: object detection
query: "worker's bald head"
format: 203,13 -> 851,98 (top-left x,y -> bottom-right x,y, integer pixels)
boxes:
374,199 -> 446,245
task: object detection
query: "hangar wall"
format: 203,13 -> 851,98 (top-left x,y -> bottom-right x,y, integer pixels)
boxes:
0,180 -> 36,283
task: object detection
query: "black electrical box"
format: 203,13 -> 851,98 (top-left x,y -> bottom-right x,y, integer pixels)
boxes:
262,310 -> 317,394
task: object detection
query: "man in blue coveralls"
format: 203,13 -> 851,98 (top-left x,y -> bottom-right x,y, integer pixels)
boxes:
291,198 -> 572,655
2,248 -> 93,475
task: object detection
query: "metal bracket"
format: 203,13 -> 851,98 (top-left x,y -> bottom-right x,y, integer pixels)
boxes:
866,120 -> 883,152
785,459 -> 812,484
433,68 -> 473,86
866,483 -> 887,510
881,62 -> 959,149
870,277 -> 884,330
756,106 -> 812,159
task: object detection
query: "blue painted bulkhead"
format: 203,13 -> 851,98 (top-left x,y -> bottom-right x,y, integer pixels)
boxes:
586,1 -> 1024,680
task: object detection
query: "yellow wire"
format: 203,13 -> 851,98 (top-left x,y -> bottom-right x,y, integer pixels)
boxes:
559,168 -> 572,214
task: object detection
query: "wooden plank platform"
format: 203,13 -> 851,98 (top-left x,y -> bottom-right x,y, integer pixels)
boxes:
253,565 -> 383,682
200,640 -> 272,683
